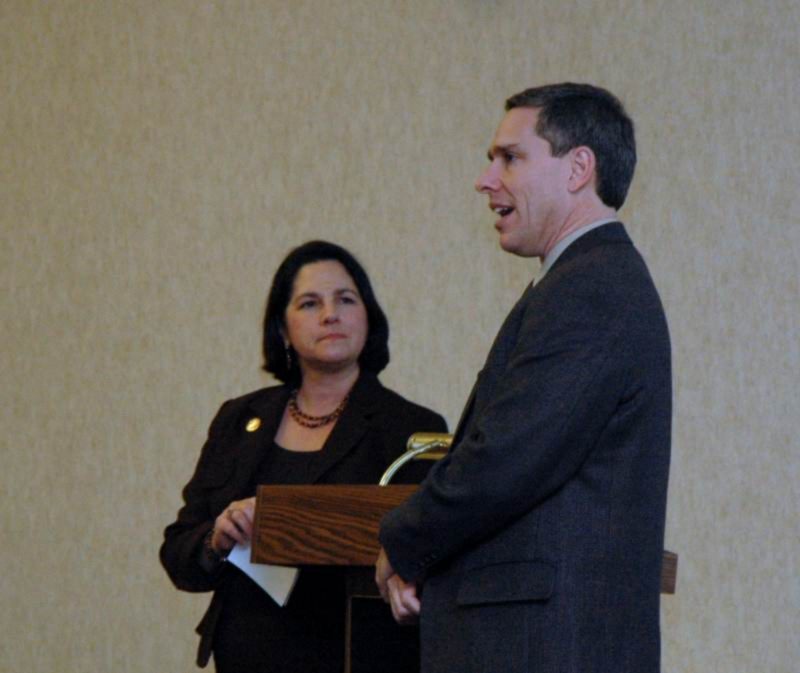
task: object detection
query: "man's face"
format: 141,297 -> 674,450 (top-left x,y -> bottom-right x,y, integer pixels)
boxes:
475,107 -> 573,258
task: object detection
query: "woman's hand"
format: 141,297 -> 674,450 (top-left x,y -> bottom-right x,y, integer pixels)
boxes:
210,497 -> 256,554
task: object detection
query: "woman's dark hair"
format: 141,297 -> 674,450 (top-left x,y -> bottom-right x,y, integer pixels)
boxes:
262,240 -> 390,383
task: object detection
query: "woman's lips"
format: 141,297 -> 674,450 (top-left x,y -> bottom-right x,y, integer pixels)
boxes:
319,333 -> 347,341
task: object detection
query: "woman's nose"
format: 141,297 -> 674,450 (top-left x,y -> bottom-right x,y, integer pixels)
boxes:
321,303 -> 339,324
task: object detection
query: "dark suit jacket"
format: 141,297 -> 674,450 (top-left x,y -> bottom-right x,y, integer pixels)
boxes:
161,372 -> 446,668
380,224 -> 671,673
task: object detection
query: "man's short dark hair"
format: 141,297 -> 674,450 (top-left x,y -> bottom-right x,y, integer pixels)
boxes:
262,240 -> 390,383
506,83 -> 636,209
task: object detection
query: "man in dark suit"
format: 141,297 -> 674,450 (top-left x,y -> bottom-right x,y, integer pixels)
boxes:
376,83 -> 671,673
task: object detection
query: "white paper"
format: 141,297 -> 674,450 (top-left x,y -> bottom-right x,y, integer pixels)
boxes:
227,541 -> 299,607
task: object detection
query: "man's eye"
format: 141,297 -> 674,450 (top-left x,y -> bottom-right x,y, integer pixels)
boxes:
503,152 -> 515,164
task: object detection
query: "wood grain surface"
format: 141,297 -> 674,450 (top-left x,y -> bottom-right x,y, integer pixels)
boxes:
253,485 -> 418,566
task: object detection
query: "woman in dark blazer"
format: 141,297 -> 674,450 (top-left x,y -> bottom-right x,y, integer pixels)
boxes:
160,241 -> 446,673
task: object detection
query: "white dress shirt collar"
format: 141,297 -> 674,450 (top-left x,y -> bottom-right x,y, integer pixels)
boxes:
536,218 -> 618,283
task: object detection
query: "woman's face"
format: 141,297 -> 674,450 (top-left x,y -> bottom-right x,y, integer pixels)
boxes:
283,260 -> 369,377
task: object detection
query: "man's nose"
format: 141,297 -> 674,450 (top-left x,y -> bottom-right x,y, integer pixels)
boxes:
475,164 -> 499,193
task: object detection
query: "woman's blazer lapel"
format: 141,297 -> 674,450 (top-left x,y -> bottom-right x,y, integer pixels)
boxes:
227,386 -> 290,492
219,374 -> 388,488
305,374 -> 383,484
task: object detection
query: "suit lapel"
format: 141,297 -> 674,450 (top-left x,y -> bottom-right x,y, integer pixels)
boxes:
451,224 -> 631,452
486,282 -> 535,367
451,282 -> 535,446
450,381 -> 477,447
305,373 -> 381,484
229,386 -> 290,491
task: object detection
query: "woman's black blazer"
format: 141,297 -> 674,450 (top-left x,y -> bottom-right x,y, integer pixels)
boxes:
160,372 -> 446,667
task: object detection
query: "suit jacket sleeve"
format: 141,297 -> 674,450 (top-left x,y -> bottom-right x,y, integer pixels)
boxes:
380,269 -> 636,582
160,399 -> 238,593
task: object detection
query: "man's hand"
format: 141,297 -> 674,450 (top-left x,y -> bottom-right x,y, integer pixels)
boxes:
375,547 -> 395,600
376,547 -> 421,624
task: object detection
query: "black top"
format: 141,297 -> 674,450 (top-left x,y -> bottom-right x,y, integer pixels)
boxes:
214,443 -> 344,673
255,440 -> 322,487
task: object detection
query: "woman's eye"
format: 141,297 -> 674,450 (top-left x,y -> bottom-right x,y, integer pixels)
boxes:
503,152 -> 515,164
298,299 -> 317,309
340,295 -> 357,305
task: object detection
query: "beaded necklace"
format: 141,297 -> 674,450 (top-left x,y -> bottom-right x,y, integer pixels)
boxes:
287,389 -> 349,428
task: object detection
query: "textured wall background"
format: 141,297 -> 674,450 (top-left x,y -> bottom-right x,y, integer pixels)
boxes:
2,1 -> 798,671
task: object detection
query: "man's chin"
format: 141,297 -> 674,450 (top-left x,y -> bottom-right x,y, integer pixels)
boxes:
498,235 -> 532,258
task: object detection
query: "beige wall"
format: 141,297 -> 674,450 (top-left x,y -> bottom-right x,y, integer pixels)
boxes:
2,1 -> 798,671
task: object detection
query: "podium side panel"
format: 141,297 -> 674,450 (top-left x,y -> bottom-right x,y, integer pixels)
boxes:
253,485 -> 418,566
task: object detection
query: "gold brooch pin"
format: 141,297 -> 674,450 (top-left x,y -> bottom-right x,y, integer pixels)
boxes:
245,417 -> 261,432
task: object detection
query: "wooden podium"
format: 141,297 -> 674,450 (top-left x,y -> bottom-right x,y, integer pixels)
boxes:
253,483 -> 677,672
253,484 -> 416,566
253,484 -> 418,673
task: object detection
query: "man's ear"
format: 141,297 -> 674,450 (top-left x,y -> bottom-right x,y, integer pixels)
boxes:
567,146 -> 596,193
